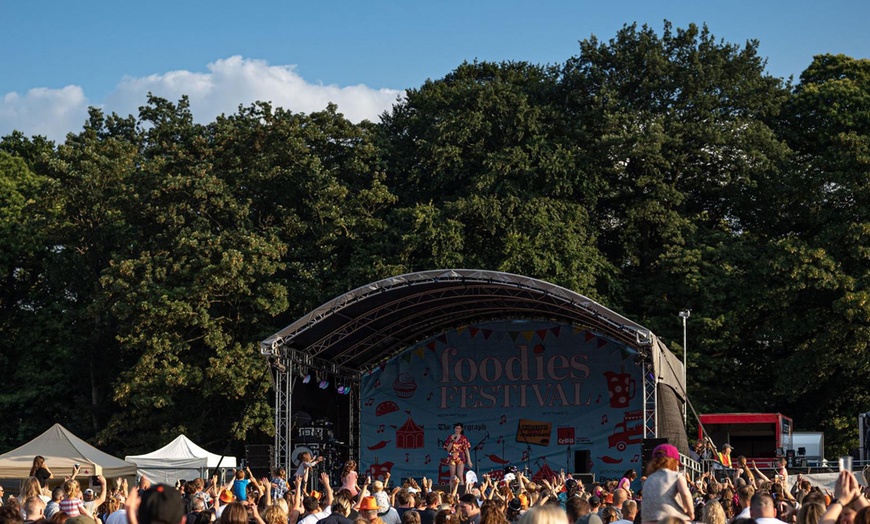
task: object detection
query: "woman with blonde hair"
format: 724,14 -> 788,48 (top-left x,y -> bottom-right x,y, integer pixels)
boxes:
797,502 -> 825,524
640,444 -> 693,524
702,500 -> 726,524
58,479 -> 91,518
263,505 -> 288,524
19,477 -> 50,504
518,505 -> 568,524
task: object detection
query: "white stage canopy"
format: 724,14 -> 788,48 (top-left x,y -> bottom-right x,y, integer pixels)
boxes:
125,435 -> 237,484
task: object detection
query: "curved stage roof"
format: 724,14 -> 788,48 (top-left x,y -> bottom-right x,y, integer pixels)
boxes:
260,270 -> 684,393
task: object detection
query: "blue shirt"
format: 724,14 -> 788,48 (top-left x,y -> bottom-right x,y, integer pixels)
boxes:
232,478 -> 250,501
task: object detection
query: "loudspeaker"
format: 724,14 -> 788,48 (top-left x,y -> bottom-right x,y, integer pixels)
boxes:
246,445 -> 275,479
642,438 -> 668,471
574,450 -> 591,473
573,473 -> 595,485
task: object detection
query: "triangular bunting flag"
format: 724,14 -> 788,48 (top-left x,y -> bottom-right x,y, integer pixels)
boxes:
414,347 -> 425,358
551,326 -> 561,337
482,329 -> 494,340
402,352 -> 413,363
509,331 -> 520,342
536,329 -> 549,340
585,331 -> 596,342
522,331 -> 534,341
456,326 -> 467,334
469,327 -> 480,338
437,334 -> 448,343
573,326 -> 583,335
426,341 -> 437,351
597,338 -> 608,349
379,361 -> 387,371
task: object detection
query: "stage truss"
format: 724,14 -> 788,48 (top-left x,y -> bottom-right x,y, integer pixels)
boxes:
260,270 -> 685,473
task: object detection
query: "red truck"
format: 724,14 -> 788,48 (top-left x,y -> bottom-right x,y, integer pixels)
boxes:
698,413 -> 793,467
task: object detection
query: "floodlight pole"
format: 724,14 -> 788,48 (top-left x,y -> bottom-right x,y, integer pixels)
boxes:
679,310 -> 691,425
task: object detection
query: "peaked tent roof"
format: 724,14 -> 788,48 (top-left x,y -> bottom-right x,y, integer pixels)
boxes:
0,423 -> 136,478
125,434 -> 237,468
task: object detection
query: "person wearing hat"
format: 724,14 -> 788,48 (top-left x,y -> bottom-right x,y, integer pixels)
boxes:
639,444 -> 693,524
213,489 -> 235,519
719,444 -> 733,468
359,497 -> 385,524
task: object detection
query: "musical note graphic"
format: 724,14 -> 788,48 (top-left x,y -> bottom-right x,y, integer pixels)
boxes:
595,394 -> 602,404
496,436 -> 504,444
365,398 -> 374,406
424,455 -> 431,464
405,453 -> 410,463
427,392 -> 433,401
375,379 -> 381,387
631,454 -> 640,463
377,424 -> 385,433
500,415 -> 507,425
423,368 -> 430,376
601,414 -> 608,425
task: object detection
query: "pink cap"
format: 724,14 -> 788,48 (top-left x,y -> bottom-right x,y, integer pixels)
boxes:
652,443 -> 680,460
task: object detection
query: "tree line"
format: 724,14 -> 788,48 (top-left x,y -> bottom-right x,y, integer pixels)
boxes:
1,22 -> 867,458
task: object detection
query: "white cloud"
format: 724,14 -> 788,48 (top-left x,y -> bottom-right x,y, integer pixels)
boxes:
0,86 -> 90,142
1,56 -> 404,143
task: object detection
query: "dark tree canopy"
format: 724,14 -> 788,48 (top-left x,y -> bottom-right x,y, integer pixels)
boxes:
0,22 -> 867,457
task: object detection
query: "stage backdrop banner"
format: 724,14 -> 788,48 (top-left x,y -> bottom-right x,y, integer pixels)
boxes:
359,320 -> 644,484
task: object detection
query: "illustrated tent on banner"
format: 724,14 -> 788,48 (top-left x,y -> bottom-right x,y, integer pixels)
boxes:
0,423 -> 136,479
125,435 -> 237,484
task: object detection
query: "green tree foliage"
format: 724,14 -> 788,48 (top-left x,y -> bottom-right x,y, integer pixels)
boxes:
560,23 -> 795,417
379,61 -> 612,295
737,55 -> 870,453
0,22 -> 867,457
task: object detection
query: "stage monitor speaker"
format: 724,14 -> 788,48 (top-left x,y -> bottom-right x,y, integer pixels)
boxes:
574,450 -> 591,473
572,473 -> 595,485
246,445 -> 275,479
642,438 -> 668,471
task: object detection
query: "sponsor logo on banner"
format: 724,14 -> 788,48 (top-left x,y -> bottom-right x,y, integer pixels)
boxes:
515,419 -> 552,446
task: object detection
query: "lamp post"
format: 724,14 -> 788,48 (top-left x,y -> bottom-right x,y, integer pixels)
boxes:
678,310 -> 690,424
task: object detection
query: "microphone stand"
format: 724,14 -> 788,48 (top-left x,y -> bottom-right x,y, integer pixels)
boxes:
517,424 -> 533,476
471,432 -> 490,471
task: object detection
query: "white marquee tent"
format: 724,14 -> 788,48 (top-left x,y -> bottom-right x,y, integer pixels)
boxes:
0,423 -> 136,479
125,435 -> 237,484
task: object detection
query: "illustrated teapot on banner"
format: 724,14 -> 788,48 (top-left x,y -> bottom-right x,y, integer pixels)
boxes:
604,369 -> 636,408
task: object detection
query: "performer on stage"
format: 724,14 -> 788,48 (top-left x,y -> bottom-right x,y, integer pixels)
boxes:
443,423 -> 472,484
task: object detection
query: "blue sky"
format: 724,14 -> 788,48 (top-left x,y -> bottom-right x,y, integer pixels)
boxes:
2,0 -> 868,141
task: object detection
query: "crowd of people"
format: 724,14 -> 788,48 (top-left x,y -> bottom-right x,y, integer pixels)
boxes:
2,445 -> 870,524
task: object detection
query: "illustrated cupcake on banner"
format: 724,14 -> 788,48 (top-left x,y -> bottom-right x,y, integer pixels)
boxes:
393,372 -> 418,398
